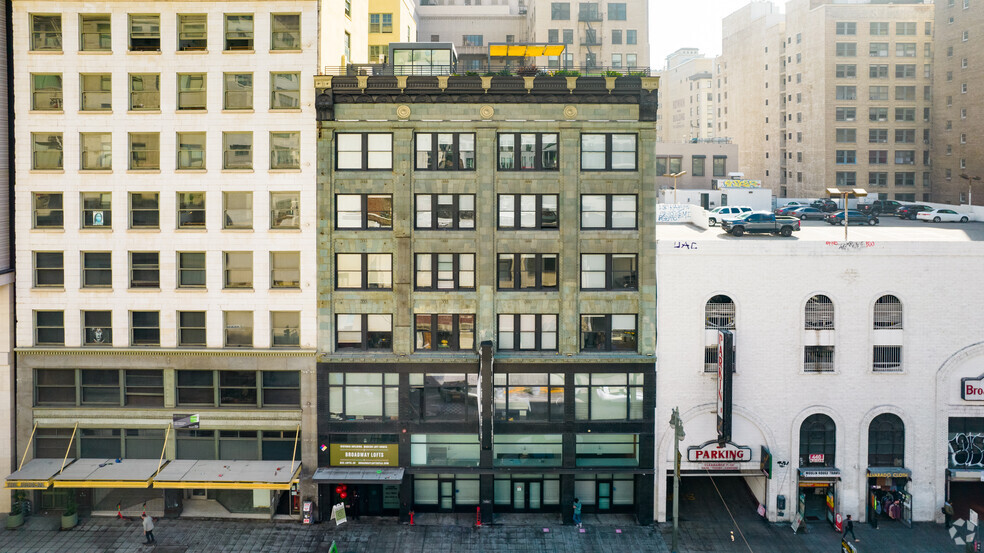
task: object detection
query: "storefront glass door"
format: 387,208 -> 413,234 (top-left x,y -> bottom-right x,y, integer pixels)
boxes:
513,482 -> 525,509
528,482 -> 541,509
439,480 -> 454,511
597,480 -> 612,511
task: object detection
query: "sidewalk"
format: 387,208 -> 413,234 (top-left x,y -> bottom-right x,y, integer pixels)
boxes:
0,513 -> 963,553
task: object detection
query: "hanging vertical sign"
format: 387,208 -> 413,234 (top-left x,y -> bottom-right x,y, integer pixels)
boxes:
717,330 -> 735,444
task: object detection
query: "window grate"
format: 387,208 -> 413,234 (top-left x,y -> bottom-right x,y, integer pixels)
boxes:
873,346 -> 902,372
804,345 -> 835,373
805,295 -> 834,329
704,346 -> 718,373
705,297 -> 735,330
873,295 -> 902,328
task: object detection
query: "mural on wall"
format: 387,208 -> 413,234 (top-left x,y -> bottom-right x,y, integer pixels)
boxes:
948,432 -> 984,468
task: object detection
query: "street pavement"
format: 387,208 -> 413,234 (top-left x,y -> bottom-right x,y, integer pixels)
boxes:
0,512 -> 964,553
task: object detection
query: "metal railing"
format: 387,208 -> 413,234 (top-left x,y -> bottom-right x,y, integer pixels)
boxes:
320,63 -> 651,77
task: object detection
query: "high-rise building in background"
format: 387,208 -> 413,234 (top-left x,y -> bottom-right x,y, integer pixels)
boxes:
656,48 -> 715,143
368,0 -> 418,63
931,0 -> 984,206
322,0 -> 370,68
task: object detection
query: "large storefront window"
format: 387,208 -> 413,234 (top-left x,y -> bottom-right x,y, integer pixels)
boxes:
410,434 -> 480,467
493,434 -> 562,467
575,434 -> 639,467
948,417 -> 984,469
409,373 -> 478,422
493,474 -> 561,510
574,474 -> 635,510
800,414 -> 836,467
326,373 -> 399,421
176,429 -> 297,460
573,373 -> 644,420
413,474 -> 479,509
868,413 -> 905,467
493,373 -> 564,421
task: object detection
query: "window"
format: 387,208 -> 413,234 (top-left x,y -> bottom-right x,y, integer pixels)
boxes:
224,311 -> 253,347
895,108 -> 915,122
222,132 -> 252,169
497,253 -> 558,290
79,133 -> 112,171
869,64 -> 888,78
573,374 -> 645,422
129,252 -> 159,288
835,86 -> 856,100
177,371 -> 213,404
415,133 -> 475,170
835,43 -> 856,57
178,311 -> 206,345
270,72 -> 300,109
177,252 -> 206,288
579,2 -> 600,21
176,132 -> 205,169
129,192 -> 159,228
223,252 -> 253,288
870,22 -> 888,36
836,150 -> 856,164
564,29 -> 574,45
271,312 -> 300,348
177,14 -> 207,51
800,414 -> 836,466
129,15 -> 161,51
369,13 -> 393,33
581,254 -> 637,290
270,192 -> 300,229
895,129 -> 915,144
580,314 -> 636,351
336,194 -> 392,229
35,311 -> 65,345
869,150 -> 888,164
963,30 -> 970,41
31,74 -> 62,111
492,434 -> 561,467
869,86 -> 888,101
177,73 -> 206,110
31,14 -> 62,51
81,252 -> 112,288
870,108 -> 888,122
611,29 -> 622,44
270,132 -> 300,169
498,194 -> 558,229
872,346 -> 903,372
415,314 -> 475,351
415,253 -> 475,290
551,3 -> 570,20
896,22 -> 916,36
804,345 -> 835,373
80,74 -> 111,111
498,314 -> 557,351
868,172 -> 888,187
626,30 -> 637,45
337,133 -> 392,170
336,253 -> 392,289
497,133 -> 558,171
223,73 -> 253,110
895,43 -> 916,57
82,311 -> 112,346
415,194 -> 474,230
462,34 -> 483,46
271,14 -> 301,50
692,155 -> 705,177
344,32 -> 351,60
129,133 -> 160,169
33,193 -> 63,228
492,373 -> 563,422
176,192 -> 205,229
704,295 -> 735,370
411,374 -> 479,422
835,21 -> 856,35
895,64 -> 916,78
326,373 -> 399,421
894,151 -> 915,165
805,295 -> 834,329
34,252 -> 64,287
608,3 -> 626,20
869,42 -> 889,57
224,14 -> 253,50
713,156 -> 727,177
129,74 -> 160,110
868,414 -> 904,464
835,64 -> 856,77
131,311 -> 160,346
270,252 -> 300,288
835,107 -> 856,121
34,370 -> 74,405
894,172 -> 915,186
336,314 -> 393,351
835,129 -> 856,143
581,194 -> 637,230
581,134 -> 637,171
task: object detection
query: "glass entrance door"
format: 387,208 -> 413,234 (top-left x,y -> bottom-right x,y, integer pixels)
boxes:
513,482 -> 526,509
597,480 -> 612,511
528,482 -> 541,509
511,480 -> 543,511
439,480 -> 454,511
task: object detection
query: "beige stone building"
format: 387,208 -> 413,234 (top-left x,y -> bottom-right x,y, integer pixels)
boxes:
656,48 -> 716,143
0,0 -> 13,514
931,0 -> 984,205
321,0 -> 369,67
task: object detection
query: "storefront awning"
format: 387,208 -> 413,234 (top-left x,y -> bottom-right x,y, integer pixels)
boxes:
488,43 -> 566,58
947,468 -> 984,482
152,460 -> 301,490
4,458 -> 69,490
312,467 -> 405,484
53,459 -> 163,489
867,467 -> 911,479
798,467 -> 841,480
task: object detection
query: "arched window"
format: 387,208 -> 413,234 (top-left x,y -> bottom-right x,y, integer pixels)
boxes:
800,414 -> 836,467
704,295 -> 734,372
868,414 -> 905,467
873,295 -> 902,329
805,295 -> 834,329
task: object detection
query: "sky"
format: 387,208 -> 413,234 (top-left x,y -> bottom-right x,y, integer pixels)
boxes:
648,0 -> 783,69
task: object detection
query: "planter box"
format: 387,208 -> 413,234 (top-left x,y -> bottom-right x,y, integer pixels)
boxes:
489,76 -> 526,92
61,512 -> 78,530
532,76 -> 569,93
574,76 -> 607,92
446,76 -> 483,92
6,512 -> 24,529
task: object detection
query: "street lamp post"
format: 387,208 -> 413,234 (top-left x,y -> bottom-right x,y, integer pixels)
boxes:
826,187 -> 867,241
663,171 -> 687,204
669,407 -> 686,553
960,173 -> 982,206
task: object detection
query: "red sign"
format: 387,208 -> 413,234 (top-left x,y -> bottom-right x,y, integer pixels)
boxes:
962,374 -> 984,400
717,333 -> 725,420
688,440 -> 752,463
809,453 -> 825,464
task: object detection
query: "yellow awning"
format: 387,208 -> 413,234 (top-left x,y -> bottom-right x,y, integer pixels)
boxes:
52,459 -> 163,489
152,460 -> 301,491
4,458 -> 66,490
489,43 -> 565,57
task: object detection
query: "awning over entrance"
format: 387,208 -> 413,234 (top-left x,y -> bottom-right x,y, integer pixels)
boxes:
53,459 -> 163,488
798,467 -> 841,480
4,459 -> 67,489
312,467 -> 405,484
152,460 -> 301,490
947,468 -> 984,482
867,467 -> 911,479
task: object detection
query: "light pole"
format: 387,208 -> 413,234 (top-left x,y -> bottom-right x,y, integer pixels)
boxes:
669,407 -> 685,553
664,171 -> 687,204
826,187 -> 867,241
959,173 -> 981,206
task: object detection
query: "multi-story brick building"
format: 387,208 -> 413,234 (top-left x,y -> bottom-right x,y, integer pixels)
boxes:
311,73 -> 658,523
9,0 -> 319,519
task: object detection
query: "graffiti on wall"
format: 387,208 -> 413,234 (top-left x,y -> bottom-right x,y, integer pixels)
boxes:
656,204 -> 690,223
948,432 -> 984,468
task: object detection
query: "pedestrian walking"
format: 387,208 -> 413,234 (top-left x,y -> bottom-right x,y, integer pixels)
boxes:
943,501 -> 954,529
572,497 -> 582,528
141,514 -> 156,545
842,514 -> 859,543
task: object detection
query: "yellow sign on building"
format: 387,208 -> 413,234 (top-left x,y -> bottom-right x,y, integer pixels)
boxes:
330,444 -> 399,467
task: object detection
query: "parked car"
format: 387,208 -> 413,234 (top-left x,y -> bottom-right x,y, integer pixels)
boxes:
707,205 -> 753,226
810,199 -> 838,212
774,203 -> 805,216
787,206 -> 826,220
824,210 -> 879,225
896,204 -> 934,220
721,211 -> 801,237
916,208 -> 971,223
867,199 -> 905,215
